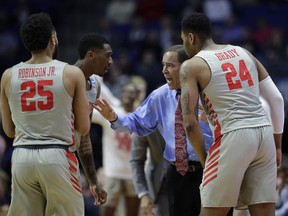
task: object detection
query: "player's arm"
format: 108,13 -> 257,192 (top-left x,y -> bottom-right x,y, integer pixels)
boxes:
180,58 -> 206,167
77,112 -> 97,185
64,65 -> 90,136
252,53 -> 284,167
255,59 -> 284,137
0,68 -> 15,138
77,112 -> 107,206
245,49 -> 285,166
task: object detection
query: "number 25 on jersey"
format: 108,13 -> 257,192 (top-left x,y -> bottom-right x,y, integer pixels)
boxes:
21,80 -> 54,112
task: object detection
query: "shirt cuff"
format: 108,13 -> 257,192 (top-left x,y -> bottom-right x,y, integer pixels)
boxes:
110,117 -> 122,129
138,191 -> 149,199
109,114 -> 118,123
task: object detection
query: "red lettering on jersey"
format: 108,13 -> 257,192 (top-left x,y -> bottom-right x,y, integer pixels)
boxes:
21,80 -> 54,111
48,66 -> 55,76
115,132 -> 131,152
215,53 -> 224,61
18,67 -> 47,78
215,49 -> 240,61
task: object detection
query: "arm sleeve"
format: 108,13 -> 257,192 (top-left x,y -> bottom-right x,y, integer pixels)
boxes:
259,76 -> 285,134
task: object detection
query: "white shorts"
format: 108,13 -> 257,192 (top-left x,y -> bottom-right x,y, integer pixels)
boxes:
103,177 -> 137,207
8,148 -> 84,216
200,126 -> 277,209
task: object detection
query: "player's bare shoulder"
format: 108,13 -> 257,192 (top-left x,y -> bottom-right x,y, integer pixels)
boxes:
1,67 -> 12,81
180,57 -> 210,91
180,57 -> 208,79
63,64 -> 86,97
1,67 -> 12,92
63,64 -> 85,79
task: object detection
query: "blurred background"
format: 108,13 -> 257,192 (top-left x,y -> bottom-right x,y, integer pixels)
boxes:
0,0 -> 287,215
0,0 -> 288,110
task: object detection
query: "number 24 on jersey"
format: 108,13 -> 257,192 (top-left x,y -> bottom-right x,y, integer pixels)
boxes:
222,59 -> 254,90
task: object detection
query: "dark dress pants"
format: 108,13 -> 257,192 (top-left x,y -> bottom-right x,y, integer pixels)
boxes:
166,163 -> 203,216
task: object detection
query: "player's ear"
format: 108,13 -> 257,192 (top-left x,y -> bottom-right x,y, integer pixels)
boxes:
188,33 -> 195,44
51,31 -> 58,46
87,51 -> 95,59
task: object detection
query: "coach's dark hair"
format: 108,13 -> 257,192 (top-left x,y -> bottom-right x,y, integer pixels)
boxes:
78,33 -> 110,59
166,45 -> 189,63
181,13 -> 211,41
20,12 -> 55,52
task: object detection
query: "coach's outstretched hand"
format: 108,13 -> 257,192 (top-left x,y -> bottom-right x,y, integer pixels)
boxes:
94,99 -> 118,122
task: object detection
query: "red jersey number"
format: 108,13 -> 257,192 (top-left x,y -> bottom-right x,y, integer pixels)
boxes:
222,60 -> 254,90
21,80 -> 54,112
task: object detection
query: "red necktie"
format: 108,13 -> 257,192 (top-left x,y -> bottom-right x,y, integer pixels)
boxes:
174,93 -> 189,176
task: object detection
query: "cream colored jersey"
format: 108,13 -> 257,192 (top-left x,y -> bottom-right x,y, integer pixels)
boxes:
196,45 -> 270,139
9,60 -> 76,147
87,75 -> 99,109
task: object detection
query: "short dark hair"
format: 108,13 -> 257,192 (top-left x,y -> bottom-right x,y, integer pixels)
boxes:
77,33 -> 110,59
181,13 -> 211,40
166,45 -> 189,63
20,12 -> 55,52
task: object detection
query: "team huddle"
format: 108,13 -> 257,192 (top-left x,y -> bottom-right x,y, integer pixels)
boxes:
0,11 -> 284,216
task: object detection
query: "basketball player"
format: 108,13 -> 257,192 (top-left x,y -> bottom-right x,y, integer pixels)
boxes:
75,33 -> 113,207
179,13 -> 284,216
0,13 -> 90,215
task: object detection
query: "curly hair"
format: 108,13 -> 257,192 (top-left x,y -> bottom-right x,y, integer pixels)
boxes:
20,12 -> 55,52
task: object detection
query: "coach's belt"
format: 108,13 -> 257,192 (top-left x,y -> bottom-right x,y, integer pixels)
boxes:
170,161 -> 202,172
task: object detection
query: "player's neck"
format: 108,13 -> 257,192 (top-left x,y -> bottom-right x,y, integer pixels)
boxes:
75,60 -> 90,79
202,39 -> 227,51
27,51 -> 53,64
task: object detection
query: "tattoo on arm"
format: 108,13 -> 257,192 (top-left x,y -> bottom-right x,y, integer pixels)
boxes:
78,134 -> 92,153
180,66 -> 188,84
78,133 -> 98,184
181,87 -> 191,115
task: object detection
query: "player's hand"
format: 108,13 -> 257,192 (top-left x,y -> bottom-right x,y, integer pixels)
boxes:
274,134 -> 283,168
93,99 -> 117,122
90,184 -> 107,206
140,195 -> 155,216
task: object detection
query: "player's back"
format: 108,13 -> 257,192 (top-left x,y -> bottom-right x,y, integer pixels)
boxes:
9,60 -> 75,146
196,45 -> 269,138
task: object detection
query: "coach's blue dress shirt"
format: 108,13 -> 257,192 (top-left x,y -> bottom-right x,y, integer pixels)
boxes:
111,84 -> 213,162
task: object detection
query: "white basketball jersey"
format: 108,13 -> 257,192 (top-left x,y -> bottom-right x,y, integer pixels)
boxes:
74,74 -> 100,149
87,75 -> 99,109
196,45 -> 270,139
9,60 -> 76,147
